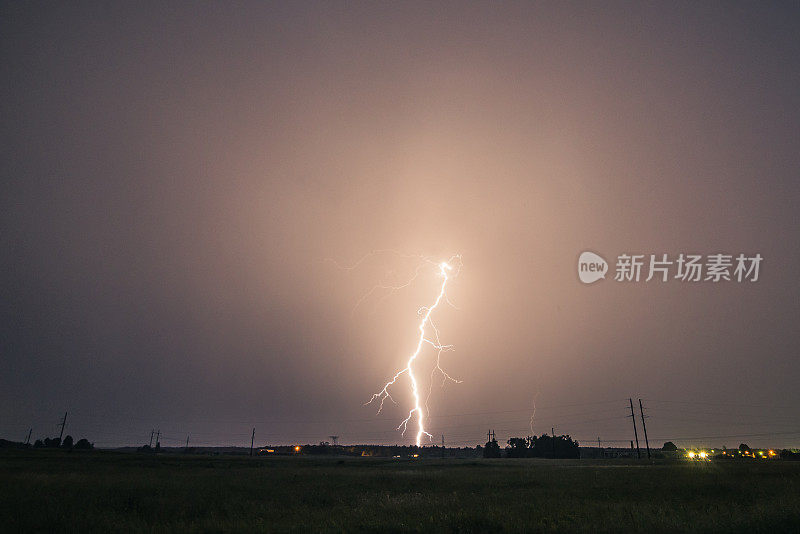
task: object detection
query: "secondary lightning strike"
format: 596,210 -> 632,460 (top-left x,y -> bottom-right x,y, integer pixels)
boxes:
364,254 -> 462,446
530,388 -> 541,435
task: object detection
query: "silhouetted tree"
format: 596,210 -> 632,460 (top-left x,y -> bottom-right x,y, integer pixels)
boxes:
521,433 -> 580,458
33,439 -> 44,448
44,437 -> 61,448
74,438 -> 93,450
483,439 -> 501,458
62,435 -> 74,449
662,441 -> 677,451
506,437 -> 530,458
739,443 -> 751,453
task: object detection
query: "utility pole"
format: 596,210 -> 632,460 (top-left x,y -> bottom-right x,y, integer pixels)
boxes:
487,430 -> 495,442
250,427 -> 255,456
597,436 -> 601,449
155,430 -> 160,448
58,412 -> 68,441
329,435 -> 339,446
25,428 -> 32,445
638,399 -> 651,459
185,435 -> 190,449
149,429 -> 154,448
628,398 -> 641,459
441,434 -> 445,459
551,427 -> 556,459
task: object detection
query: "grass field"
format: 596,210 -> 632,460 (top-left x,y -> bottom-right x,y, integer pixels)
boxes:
2,450 -> 800,532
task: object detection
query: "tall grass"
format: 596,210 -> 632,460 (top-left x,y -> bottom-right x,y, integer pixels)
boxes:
1,451 -> 799,532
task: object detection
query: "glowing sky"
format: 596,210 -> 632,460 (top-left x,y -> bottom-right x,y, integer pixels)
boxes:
2,3 -> 799,448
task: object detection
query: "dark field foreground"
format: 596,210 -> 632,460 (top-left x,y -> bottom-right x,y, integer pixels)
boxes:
2,451 -> 800,533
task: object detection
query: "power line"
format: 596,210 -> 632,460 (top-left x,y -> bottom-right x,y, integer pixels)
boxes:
639,399 -> 650,460
628,399 -> 640,459
644,399 -> 799,410
58,412 -> 67,441
649,430 -> 800,441
23,399 -> 629,427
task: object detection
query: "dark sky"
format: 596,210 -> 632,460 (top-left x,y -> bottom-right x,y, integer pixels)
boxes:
2,2 -> 799,449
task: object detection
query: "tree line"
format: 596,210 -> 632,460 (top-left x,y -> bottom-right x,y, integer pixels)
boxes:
33,435 -> 93,450
482,433 -> 580,458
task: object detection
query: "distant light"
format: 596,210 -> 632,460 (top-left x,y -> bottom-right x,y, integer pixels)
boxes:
699,451 -> 707,459
294,445 -> 301,452
412,453 -> 419,458
687,452 -> 696,458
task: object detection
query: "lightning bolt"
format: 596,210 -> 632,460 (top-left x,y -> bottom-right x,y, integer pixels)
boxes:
360,253 -> 462,446
529,387 -> 541,436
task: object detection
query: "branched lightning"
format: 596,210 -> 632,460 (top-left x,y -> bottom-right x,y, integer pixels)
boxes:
344,252 -> 462,446
325,250 -> 436,316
